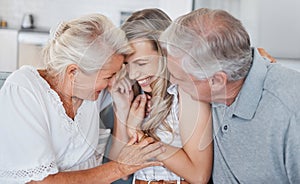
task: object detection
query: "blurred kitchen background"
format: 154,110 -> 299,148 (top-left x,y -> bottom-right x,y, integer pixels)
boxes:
0,0 -> 300,72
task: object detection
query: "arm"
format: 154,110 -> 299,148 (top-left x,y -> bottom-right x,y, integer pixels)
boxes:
29,135 -> 165,184
0,85 -> 164,184
28,161 -> 132,184
156,87 -> 213,184
285,111 -> 300,183
108,74 -> 133,159
258,48 -> 276,63
124,88 -> 213,183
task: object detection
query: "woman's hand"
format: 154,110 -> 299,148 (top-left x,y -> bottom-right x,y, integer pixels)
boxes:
117,133 -> 165,175
109,74 -> 134,124
126,94 -> 148,137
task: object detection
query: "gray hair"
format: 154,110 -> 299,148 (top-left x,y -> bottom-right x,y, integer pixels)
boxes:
43,14 -> 131,78
160,8 -> 253,81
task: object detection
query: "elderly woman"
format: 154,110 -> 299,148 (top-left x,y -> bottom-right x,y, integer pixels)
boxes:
0,14 -> 164,184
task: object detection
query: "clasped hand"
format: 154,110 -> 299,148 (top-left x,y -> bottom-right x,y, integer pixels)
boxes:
117,133 -> 165,175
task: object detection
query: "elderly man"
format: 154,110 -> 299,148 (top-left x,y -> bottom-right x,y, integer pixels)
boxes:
160,8 -> 300,183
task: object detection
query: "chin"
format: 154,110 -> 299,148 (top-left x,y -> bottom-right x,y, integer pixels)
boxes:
193,95 -> 211,103
191,95 -> 199,101
92,94 -> 100,101
190,93 -> 202,101
141,87 -> 152,93
85,93 -> 99,101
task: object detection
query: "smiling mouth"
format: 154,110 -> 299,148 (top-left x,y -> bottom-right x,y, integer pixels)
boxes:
137,76 -> 152,87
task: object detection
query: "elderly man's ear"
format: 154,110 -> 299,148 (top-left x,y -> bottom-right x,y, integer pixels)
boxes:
209,71 -> 227,92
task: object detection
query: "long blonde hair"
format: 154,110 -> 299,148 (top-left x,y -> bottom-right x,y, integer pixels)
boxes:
121,8 -> 173,141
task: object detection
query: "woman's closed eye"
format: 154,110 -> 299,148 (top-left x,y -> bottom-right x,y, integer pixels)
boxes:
137,62 -> 148,66
136,59 -> 151,66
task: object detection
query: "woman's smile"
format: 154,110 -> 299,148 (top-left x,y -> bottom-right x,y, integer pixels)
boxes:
137,76 -> 153,87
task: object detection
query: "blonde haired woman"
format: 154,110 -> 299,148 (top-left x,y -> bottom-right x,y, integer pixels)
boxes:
111,9 -> 213,184
0,14 -> 165,184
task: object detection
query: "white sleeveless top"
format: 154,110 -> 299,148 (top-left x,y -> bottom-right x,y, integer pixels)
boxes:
133,84 -> 183,182
0,66 -> 111,184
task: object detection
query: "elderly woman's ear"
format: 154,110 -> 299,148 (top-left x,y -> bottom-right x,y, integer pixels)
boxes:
66,64 -> 79,79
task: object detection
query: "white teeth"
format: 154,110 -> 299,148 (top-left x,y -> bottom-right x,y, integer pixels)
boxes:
138,77 -> 150,85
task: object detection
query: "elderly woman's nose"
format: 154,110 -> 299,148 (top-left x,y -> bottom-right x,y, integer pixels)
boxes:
107,79 -> 113,88
105,75 -> 114,89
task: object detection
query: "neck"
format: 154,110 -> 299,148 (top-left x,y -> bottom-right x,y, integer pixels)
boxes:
39,69 -> 82,119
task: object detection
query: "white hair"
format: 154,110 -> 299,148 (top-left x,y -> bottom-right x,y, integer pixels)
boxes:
43,13 -> 131,78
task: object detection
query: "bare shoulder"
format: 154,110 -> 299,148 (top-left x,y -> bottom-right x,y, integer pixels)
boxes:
177,87 -> 212,146
177,87 -> 211,114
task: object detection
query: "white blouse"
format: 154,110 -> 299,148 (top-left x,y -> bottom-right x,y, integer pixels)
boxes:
133,84 -> 183,182
0,66 -> 110,183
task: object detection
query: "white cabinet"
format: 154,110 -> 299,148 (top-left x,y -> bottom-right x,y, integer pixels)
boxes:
0,29 -> 18,72
18,32 -> 49,69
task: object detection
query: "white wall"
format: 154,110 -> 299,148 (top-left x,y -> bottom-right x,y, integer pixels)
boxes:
195,0 -> 300,60
194,0 -> 300,71
2,0 -> 299,62
194,0 -> 241,18
159,0 -> 193,20
239,0 -> 260,48
0,0 -> 193,30
0,0 -> 160,29
257,0 -> 300,59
